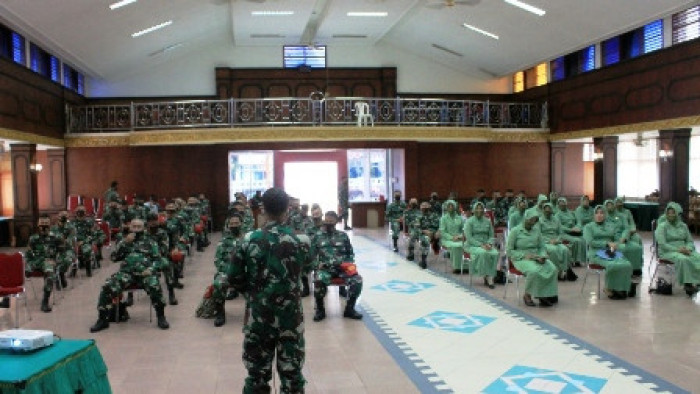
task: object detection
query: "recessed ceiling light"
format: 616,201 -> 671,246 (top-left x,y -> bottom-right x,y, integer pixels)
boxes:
503,0 -> 546,16
132,20 -> 173,38
109,0 -> 137,10
463,23 -> 499,40
251,11 -> 295,16
347,12 -> 388,17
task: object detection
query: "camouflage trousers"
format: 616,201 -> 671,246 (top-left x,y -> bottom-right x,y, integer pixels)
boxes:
96,270 -> 165,311
55,250 -> 76,273
195,271 -> 230,319
243,303 -> 305,394
408,233 -> 432,258
314,267 -> 363,299
390,220 -> 401,239
26,259 -> 55,293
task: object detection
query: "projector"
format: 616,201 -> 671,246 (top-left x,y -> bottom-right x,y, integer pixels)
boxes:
0,329 -> 54,352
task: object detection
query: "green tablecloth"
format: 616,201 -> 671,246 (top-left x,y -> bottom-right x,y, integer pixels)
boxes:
0,339 -> 111,394
624,202 -> 659,232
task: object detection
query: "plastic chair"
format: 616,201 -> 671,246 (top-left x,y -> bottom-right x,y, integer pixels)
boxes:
83,198 -> 96,217
67,195 -> 81,213
354,102 -> 374,127
460,252 -> 473,284
95,198 -> 105,219
648,219 -> 675,293
580,262 -> 605,299
502,258 -> 524,303
0,252 -> 31,327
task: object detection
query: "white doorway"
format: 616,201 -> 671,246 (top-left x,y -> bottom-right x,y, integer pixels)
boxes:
284,161 -> 338,214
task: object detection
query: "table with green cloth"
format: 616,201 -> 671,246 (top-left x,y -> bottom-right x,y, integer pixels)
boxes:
0,339 -> 111,394
624,201 -> 660,232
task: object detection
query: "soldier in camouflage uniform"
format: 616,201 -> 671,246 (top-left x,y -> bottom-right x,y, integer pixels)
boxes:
90,219 -> 170,332
126,195 -> 149,222
411,202 -> 441,269
287,197 -> 303,231
386,191 -> 406,252
229,200 -> 254,234
198,193 -> 212,236
102,201 -> 126,244
50,211 -> 76,289
403,198 -> 421,261
338,176 -> 352,230
26,216 -> 60,312
229,188 -> 310,393
73,205 -> 103,277
311,211 -> 363,322
164,203 -> 187,288
185,197 -> 207,251
195,214 -> 245,327
147,213 -> 179,305
104,181 -> 120,204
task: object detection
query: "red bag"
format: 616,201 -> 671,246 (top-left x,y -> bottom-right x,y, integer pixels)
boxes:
340,262 -> 358,276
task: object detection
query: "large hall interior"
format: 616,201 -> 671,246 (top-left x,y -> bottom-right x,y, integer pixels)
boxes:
1,0 -> 700,393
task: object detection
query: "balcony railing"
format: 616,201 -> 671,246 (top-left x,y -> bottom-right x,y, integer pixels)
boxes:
66,97 -> 546,133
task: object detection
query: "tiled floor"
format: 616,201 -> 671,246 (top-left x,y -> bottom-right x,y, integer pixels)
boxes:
1,229 -> 699,393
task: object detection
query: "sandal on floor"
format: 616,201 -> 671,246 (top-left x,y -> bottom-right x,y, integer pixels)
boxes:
523,295 -> 536,307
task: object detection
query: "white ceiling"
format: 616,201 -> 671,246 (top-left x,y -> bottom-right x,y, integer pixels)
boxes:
0,0 -> 696,84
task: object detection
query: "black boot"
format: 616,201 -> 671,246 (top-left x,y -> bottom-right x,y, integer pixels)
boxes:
0,297 -> 9,308
628,282 -> 637,298
419,255 -> 427,269
172,276 -> 184,289
313,296 -> 326,322
155,304 -> 170,329
301,276 -> 310,297
168,287 -> 179,305
69,267 -> 77,278
214,302 -> 226,327
225,289 -> 239,300
392,238 -> 398,252
126,292 -> 134,306
90,309 -> 111,332
85,259 -> 92,277
343,296 -> 363,320
338,286 -> 347,298
59,272 -> 68,289
407,247 -> 415,261
41,291 -> 52,313
118,301 -> 130,322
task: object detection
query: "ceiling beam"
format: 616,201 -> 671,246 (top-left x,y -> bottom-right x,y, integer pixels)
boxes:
300,0 -> 331,46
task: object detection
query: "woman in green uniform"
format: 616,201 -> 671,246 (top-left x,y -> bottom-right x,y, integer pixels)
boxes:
440,199 -> 465,273
464,202 -> 498,288
575,195 -> 594,229
605,199 -> 644,281
538,202 -> 573,280
656,202 -> 700,297
583,205 -> 633,299
555,197 -> 586,265
508,197 -> 528,230
506,209 -> 558,307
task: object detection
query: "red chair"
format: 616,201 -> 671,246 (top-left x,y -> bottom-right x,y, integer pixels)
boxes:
97,220 -> 111,247
124,194 -> 135,206
503,258 -> 525,303
95,198 -> 105,219
0,252 -> 31,327
67,195 -> 81,213
158,198 -> 167,210
83,198 -> 96,217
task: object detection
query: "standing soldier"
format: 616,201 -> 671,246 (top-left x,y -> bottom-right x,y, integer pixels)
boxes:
386,190 -> 406,252
403,198 -> 421,260
429,192 -> 441,215
412,202 -> 440,269
229,188 -> 310,393
195,214 -> 245,327
26,215 -> 60,312
90,219 -> 170,332
311,211 -> 363,322
51,211 -> 76,289
104,181 -> 120,203
338,176 -> 352,230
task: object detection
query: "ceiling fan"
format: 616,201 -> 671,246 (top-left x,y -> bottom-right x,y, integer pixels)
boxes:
426,0 -> 481,10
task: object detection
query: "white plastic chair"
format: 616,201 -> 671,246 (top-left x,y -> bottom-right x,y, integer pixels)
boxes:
354,102 -> 374,127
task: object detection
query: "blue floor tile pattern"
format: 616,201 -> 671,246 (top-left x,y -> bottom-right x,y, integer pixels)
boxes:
482,365 -> 608,394
371,279 -> 435,293
357,235 -> 691,394
408,310 -> 496,334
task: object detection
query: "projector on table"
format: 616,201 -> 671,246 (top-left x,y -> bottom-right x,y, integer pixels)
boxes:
0,329 -> 54,352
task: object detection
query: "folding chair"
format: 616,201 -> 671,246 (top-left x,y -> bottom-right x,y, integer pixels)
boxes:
647,219 -> 675,293
0,252 -> 31,327
503,258 -> 525,303
83,198 -> 96,217
67,194 -> 81,213
113,283 -> 152,323
580,262 -> 606,299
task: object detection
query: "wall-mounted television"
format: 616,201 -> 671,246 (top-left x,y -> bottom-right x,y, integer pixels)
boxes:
283,45 -> 326,69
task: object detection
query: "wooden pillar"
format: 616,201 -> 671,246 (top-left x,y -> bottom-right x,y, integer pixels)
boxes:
11,144 -> 38,246
593,136 -> 618,204
658,128 -> 691,219
46,149 -> 67,214
550,142 -> 567,194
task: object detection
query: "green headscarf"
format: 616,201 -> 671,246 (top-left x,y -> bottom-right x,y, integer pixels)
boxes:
444,199 -> 457,215
542,202 -> 554,217
557,197 -> 568,211
524,208 -> 539,222
665,201 -> 682,216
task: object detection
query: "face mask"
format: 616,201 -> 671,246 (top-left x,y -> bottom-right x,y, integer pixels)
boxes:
39,226 -> 49,233
410,203 -> 417,209
313,217 -> 322,225
394,195 -> 400,201
77,211 -> 85,217
421,209 -> 429,214
60,217 -> 68,223
229,227 -> 241,236
324,224 -> 334,233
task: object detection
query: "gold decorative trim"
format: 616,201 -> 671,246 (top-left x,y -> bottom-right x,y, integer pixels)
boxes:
550,115 -> 700,141
0,127 -> 64,147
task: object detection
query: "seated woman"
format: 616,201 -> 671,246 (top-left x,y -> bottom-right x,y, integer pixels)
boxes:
574,195 -> 594,229
506,209 -> 558,307
440,199 -> 465,274
555,197 -> 586,266
508,197 -> 528,230
605,199 -> 644,281
655,202 -> 700,297
583,205 -> 634,300
539,202 -> 573,280
464,202 -> 499,288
